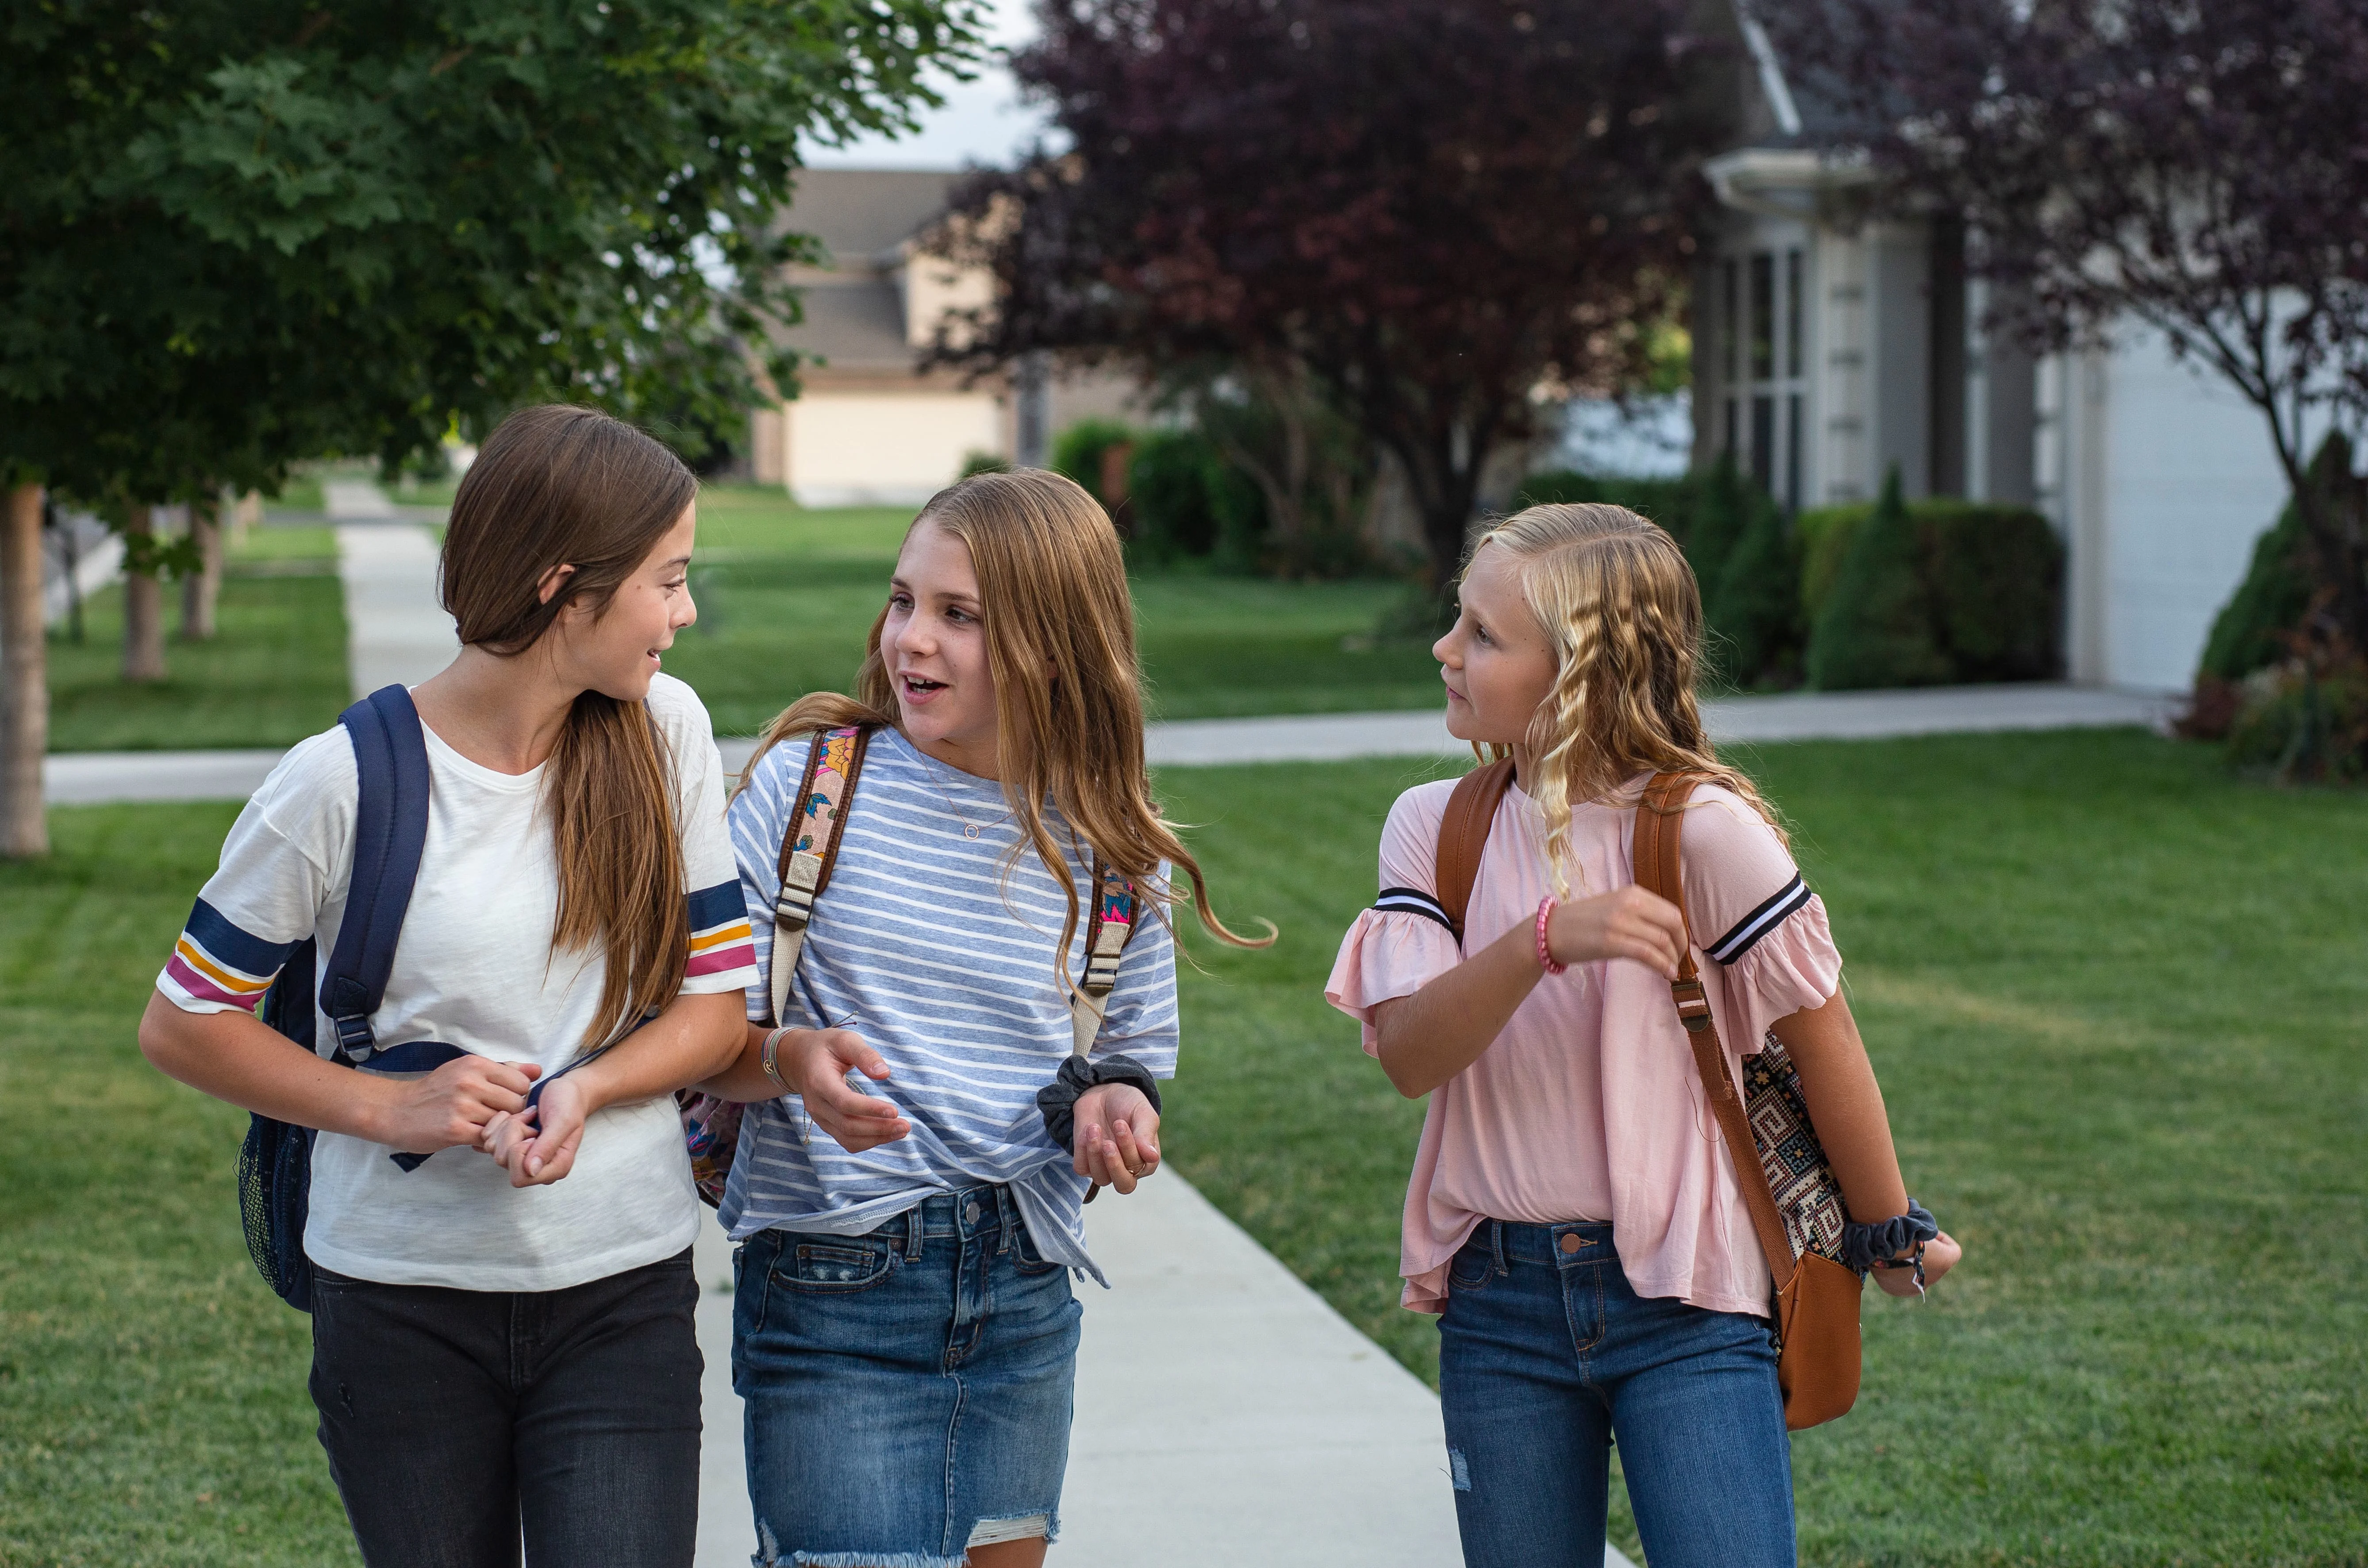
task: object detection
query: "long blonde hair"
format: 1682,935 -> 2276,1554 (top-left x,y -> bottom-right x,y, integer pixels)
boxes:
1471,502 -> 1784,897
751,468 -> 1272,982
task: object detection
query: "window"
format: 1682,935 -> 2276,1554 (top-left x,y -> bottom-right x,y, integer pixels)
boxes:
1749,253 -> 1775,383
1785,249 -> 1804,381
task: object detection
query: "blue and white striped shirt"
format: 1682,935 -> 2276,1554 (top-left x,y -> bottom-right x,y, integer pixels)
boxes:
720,726 -> 1180,1284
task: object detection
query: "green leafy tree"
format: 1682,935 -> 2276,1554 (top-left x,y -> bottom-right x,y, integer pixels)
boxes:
0,0 -> 981,852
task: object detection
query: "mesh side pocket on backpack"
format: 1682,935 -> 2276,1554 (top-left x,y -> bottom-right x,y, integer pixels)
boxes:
238,1114 -> 315,1309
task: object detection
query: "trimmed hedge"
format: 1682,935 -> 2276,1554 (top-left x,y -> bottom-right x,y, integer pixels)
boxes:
1126,430 -> 1222,565
1803,469 -> 2064,689
1049,418 -> 1136,510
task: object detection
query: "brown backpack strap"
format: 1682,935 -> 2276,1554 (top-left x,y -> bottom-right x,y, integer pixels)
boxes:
1433,758 -> 1516,946
1632,771 -> 1800,1288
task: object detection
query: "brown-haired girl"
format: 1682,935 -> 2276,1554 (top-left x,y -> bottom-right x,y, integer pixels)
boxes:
1325,504 -> 1961,1568
700,468 -> 1267,1567
140,406 -> 757,1566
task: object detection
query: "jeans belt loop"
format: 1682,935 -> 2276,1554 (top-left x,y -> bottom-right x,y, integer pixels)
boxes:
903,1205 -> 925,1262
1490,1218 -> 1508,1279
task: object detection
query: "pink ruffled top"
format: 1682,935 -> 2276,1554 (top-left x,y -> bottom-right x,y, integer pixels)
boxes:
1324,774 -> 1841,1318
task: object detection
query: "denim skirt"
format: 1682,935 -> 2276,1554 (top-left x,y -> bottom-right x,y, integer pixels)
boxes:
733,1184 -> 1081,1568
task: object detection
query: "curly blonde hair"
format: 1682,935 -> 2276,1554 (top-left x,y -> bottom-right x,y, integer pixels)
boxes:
1469,502 -> 1784,897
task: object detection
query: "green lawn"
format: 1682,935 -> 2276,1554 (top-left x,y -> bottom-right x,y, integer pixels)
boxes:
45,527 -> 348,753
666,485 -> 1442,735
6,734 -> 2362,1564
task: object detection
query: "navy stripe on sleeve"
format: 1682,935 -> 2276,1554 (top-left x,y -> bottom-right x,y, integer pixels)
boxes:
687,881 -> 745,931
1373,886 -> 1455,932
1703,874 -> 1813,964
185,897 -> 301,976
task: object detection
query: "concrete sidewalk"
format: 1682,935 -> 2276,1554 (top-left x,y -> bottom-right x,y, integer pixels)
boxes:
42,684 -> 2176,806
336,519 -> 457,696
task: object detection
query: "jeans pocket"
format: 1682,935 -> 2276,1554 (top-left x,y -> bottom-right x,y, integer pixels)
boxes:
780,1238 -> 896,1294
1010,1218 -> 1063,1277
1448,1238 -> 1495,1293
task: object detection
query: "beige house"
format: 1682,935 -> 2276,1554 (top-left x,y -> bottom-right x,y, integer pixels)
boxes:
751,169 -> 1138,506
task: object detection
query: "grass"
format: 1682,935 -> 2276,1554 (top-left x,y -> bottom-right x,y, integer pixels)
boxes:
665,484 -> 1442,735
45,527 -> 348,754
7,732 -> 2360,1561
0,802 -> 355,1567
1154,730 -> 2366,1566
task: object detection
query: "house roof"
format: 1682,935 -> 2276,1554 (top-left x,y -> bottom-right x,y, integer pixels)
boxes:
787,168 -> 962,270
783,276 -> 915,372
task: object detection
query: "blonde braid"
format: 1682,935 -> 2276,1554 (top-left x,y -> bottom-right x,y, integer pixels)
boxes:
1468,504 -> 1788,900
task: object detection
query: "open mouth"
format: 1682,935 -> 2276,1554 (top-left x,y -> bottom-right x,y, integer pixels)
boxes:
900,673 -> 947,699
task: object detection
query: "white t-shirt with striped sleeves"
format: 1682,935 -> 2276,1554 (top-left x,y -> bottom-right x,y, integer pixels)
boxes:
156,673 -> 757,1293
721,725 -> 1180,1286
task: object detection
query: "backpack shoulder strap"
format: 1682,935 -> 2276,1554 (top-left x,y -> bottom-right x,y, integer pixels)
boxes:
1069,857 -> 1141,1056
766,725 -> 872,1027
1632,771 -> 1798,1286
1433,758 -> 1516,947
320,686 -> 437,1070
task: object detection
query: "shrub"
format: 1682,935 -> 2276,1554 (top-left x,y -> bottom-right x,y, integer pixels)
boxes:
2224,660 -> 2368,781
960,449 -> 1011,478
1207,459 -> 1270,576
1126,431 -> 1221,564
1049,418 -> 1136,509
1509,469 -> 1606,508
2195,432 -> 2349,685
1921,500 -> 2064,681
1709,484 -> 1802,688
1807,468 -> 1953,689
1795,503 -> 1869,629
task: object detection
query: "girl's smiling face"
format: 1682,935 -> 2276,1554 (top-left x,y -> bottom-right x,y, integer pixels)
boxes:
885,519 -> 1001,776
545,500 -> 698,702
1434,540 -> 1558,750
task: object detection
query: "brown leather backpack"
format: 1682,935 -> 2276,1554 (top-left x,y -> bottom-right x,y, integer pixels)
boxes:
1431,761 -> 1863,1430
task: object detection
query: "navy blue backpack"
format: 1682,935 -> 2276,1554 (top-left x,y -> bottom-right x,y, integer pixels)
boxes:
239,684 -> 471,1311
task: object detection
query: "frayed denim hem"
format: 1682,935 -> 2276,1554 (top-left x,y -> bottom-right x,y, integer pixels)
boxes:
753,1519 -> 970,1568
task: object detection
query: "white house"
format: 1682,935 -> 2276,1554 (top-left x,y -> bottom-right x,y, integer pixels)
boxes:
751,169 -> 1139,506
1693,11 -> 2289,693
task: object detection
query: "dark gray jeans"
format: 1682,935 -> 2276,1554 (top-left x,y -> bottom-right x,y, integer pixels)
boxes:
309,1247 -> 701,1568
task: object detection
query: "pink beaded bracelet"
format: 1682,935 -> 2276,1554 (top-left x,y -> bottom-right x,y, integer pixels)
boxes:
1535,897 -> 1567,975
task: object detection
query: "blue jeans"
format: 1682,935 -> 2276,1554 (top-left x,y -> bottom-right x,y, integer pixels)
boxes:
1438,1219 -> 1795,1568
734,1184 -> 1080,1568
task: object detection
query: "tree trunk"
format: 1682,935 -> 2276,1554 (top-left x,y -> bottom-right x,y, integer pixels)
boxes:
2,483 -> 48,857
181,498 -> 222,641
122,506 -> 167,682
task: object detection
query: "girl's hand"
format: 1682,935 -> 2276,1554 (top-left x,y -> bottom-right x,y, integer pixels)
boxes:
480,1072 -> 594,1188
369,1055 -> 542,1154
1072,1082 -> 1160,1195
1547,886 -> 1688,978
785,1028 -> 910,1152
1873,1230 -> 1963,1298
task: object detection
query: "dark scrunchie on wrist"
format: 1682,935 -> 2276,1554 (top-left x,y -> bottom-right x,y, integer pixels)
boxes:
1841,1199 -> 1940,1277
1036,1053 -> 1164,1152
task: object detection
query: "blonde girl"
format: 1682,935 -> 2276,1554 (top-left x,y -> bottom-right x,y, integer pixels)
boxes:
1325,504 -> 1961,1568
702,468 -> 1267,1567
140,406 -> 758,1566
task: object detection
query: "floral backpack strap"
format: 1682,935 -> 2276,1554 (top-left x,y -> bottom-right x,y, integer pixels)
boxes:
1068,857 -> 1139,1056
767,725 -> 871,1028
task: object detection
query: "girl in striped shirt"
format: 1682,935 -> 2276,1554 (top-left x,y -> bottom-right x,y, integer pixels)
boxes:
700,469 -> 1268,1567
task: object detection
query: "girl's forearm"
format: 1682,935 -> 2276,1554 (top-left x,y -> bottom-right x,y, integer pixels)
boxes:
138,990 -> 399,1141
1372,921 -> 1545,1097
1768,991 -> 1911,1224
697,1020 -> 796,1103
573,990 -> 749,1112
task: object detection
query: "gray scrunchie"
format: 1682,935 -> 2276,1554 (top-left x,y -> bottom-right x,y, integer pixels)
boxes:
1841,1199 -> 1940,1277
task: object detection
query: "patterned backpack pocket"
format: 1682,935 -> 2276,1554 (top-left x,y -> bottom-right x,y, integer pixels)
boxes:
1740,1032 -> 1849,1267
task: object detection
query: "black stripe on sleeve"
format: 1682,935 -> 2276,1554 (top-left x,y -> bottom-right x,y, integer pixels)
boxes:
1704,874 -> 1812,964
1373,886 -> 1455,933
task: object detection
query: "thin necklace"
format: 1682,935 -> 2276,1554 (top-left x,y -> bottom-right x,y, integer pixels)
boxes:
917,747 -> 1013,840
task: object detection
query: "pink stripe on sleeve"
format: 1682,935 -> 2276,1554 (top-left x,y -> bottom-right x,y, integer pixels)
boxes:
166,954 -> 267,1012
684,941 -> 757,979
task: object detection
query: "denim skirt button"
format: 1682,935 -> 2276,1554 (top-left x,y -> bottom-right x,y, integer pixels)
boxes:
1559,1233 -> 1583,1254
964,1200 -> 982,1225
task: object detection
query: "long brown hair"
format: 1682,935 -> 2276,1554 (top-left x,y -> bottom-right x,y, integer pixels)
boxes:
1472,502 -> 1785,897
752,468 -> 1272,986
441,405 -> 697,1052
